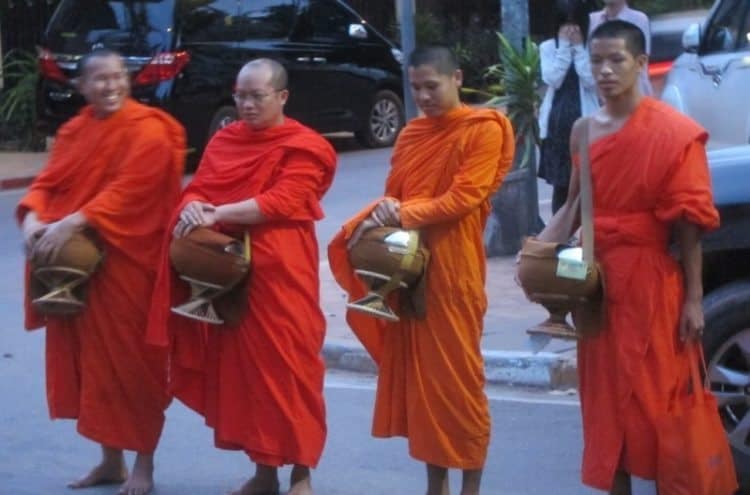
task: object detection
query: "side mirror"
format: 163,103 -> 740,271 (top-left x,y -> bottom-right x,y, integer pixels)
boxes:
682,23 -> 701,52
348,23 -> 368,40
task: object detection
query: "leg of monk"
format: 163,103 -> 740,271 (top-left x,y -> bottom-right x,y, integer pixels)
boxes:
609,471 -> 632,495
460,469 -> 483,495
426,464 -> 450,495
118,453 -> 155,495
230,464 -> 280,495
288,465 -> 314,495
68,444 -> 128,489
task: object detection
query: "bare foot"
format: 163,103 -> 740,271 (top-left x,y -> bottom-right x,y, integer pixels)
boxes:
68,460 -> 128,489
288,477 -> 314,495
229,477 -> 280,495
118,453 -> 154,495
288,465 -> 313,495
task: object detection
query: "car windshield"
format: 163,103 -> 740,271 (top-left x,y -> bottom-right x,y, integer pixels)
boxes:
45,0 -> 175,55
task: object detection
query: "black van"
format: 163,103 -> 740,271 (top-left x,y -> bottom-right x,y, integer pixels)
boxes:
36,0 -> 405,156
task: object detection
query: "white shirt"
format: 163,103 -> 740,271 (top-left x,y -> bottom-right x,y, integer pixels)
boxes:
538,38 -> 600,140
589,5 -> 653,96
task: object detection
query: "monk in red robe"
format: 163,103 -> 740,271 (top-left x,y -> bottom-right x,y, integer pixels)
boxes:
328,46 -> 514,495
147,58 -> 335,495
536,21 -> 735,494
17,49 -> 185,495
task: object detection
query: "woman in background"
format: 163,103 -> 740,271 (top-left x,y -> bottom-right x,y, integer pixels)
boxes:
538,0 -> 599,213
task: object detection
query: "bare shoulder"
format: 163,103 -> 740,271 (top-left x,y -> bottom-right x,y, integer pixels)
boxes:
569,117 -> 589,154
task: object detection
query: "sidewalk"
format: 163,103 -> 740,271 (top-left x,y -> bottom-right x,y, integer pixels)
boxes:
0,151 -> 579,389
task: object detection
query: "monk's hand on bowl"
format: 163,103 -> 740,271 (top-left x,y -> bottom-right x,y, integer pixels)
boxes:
347,217 -> 379,250
180,201 -> 213,226
31,216 -> 77,266
372,199 -> 401,227
679,297 -> 705,342
21,212 -> 47,256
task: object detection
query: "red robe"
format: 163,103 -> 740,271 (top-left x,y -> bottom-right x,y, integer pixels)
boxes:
328,106 -> 514,468
16,99 -> 186,453
577,98 -> 726,489
147,118 -> 336,467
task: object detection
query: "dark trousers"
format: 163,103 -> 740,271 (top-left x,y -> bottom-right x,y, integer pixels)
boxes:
552,184 -> 569,214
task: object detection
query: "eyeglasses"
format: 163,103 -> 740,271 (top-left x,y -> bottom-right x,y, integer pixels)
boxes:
232,89 -> 283,104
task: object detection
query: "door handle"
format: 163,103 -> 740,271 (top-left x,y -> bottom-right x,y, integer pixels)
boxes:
296,56 -> 310,62
312,57 -> 327,63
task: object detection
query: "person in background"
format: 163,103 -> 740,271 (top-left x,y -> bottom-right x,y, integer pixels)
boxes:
539,0 -> 600,213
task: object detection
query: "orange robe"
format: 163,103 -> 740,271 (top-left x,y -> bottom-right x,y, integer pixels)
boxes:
16,99 -> 186,453
147,118 -> 336,467
328,106 -> 514,469
577,98 -> 723,490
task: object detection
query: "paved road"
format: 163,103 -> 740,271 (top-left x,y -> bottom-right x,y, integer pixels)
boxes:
0,147 -> 567,495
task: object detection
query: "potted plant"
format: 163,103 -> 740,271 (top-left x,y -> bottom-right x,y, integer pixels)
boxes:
473,33 -> 543,256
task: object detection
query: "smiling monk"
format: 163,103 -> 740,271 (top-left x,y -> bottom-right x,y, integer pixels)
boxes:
328,46 -> 514,495
17,49 -> 185,495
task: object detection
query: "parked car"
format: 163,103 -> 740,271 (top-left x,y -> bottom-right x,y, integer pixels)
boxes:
702,144 -> 750,490
661,0 -> 750,148
35,0 -> 406,161
648,9 -> 709,96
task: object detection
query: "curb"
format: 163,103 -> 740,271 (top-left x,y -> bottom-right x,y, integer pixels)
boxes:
0,176 -> 35,191
322,340 -> 578,390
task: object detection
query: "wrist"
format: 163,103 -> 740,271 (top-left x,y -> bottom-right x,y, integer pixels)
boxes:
62,212 -> 86,230
214,205 -> 226,223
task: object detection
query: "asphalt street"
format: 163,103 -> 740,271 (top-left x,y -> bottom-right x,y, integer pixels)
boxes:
0,144 -> 565,495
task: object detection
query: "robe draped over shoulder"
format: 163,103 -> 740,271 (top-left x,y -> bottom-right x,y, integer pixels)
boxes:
147,118 -> 336,467
17,99 -> 186,453
575,98 -> 723,490
328,106 -> 515,468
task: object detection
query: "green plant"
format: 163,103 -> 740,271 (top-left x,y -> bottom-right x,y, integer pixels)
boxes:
464,33 -> 541,169
0,49 -> 40,149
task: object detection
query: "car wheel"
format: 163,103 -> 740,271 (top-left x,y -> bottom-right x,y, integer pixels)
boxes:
208,105 -> 238,140
355,89 -> 404,148
703,280 -> 750,487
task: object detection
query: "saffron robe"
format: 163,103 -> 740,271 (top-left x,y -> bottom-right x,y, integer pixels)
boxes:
147,118 -> 336,467
16,99 -> 186,453
328,106 -> 515,469
576,98 -> 724,490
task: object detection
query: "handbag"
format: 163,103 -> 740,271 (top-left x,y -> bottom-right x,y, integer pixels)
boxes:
656,344 -> 738,495
517,118 -> 605,339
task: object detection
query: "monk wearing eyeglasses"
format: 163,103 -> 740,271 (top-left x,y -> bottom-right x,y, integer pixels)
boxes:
147,58 -> 336,495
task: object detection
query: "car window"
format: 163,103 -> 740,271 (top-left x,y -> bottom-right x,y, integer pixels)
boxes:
46,0 -> 174,53
180,0 -> 244,42
702,0 -> 748,54
293,0 -> 358,41
237,0 -> 295,39
739,5 -> 750,50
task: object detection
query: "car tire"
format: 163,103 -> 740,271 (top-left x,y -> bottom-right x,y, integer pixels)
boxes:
355,89 -> 404,148
208,105 -> 238,140
702,280 -> 750,488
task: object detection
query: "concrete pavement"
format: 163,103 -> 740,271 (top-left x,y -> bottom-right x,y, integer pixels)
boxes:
0,150 -> 578,389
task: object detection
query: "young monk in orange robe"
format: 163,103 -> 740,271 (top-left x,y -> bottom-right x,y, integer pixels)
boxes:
147,59 -> 335,495
17,50 -> 185,495
536,21 -> 735,493
328,46 -> 514,495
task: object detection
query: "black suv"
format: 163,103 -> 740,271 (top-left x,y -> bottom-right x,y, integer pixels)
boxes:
36,0 -> 405,157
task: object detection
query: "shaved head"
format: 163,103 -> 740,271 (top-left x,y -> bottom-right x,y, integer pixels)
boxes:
76,48 -> 124,78
408,46 -> 459,75
591,20 -> 646,56
237,58 -> 288,90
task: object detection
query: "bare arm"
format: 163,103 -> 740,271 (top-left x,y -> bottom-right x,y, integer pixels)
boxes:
675,219 -> 705,342
536,118 -> 584,243
215,199 -> 267,225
